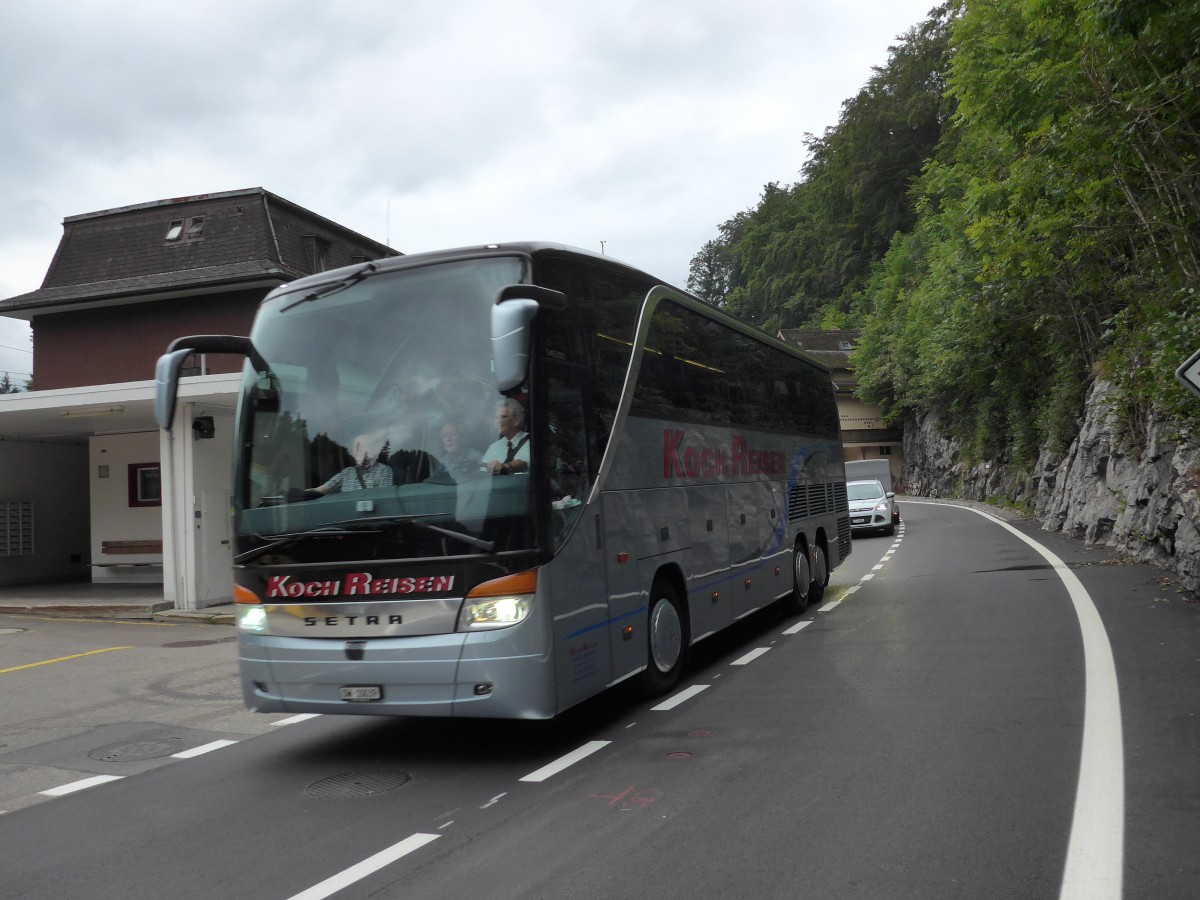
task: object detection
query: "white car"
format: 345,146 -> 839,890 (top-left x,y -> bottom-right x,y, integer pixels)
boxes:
847,478 -> 896,536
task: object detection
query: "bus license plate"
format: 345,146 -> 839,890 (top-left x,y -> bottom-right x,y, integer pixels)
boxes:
340,685 -> 382,702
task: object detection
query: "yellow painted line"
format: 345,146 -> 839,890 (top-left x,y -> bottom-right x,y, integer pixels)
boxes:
0,646 -> 134,675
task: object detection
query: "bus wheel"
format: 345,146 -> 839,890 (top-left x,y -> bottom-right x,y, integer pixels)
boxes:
809,542 -> 828,605
638,581 -> 687,697
785,542 -> 812,615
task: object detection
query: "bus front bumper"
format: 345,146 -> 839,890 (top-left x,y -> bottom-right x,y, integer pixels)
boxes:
239,630 -> 556,719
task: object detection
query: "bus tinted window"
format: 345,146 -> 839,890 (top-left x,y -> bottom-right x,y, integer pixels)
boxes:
536,254 -> 655,472
633,299 -> 838,438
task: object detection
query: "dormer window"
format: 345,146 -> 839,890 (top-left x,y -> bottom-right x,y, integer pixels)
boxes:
838,340 -> 854,351
165,214 -> 207,243
303,234 -> 333,272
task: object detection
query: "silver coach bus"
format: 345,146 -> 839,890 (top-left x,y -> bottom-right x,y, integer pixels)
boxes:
155,243 -> 850,719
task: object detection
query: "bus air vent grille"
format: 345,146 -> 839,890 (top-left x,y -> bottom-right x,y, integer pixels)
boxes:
788,483 -> 842,523
837,516 -> 852,561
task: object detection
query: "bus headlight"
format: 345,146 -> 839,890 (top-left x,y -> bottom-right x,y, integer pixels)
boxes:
459,569 -> 537,631
235,584 -> 268,634
458,594 -> 533,630
239,605 -> 269,634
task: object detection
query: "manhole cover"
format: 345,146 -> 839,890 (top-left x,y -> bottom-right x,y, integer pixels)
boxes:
89,736 -> 189,762
689,729 -> 714,738
305,771 -> 412,799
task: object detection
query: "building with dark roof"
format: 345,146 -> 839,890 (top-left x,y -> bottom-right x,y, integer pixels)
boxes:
0,189 -> 397,606
778,328 -> 904,482
2,188 -> 396,390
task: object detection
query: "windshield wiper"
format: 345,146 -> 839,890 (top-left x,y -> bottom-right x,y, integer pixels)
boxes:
314,515 -> 495,552
403,519 -> 495,553
279,262 -> 377,312
236,513 -> 494,564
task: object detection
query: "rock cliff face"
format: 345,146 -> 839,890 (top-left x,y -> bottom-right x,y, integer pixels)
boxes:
902,379 -> 1200,593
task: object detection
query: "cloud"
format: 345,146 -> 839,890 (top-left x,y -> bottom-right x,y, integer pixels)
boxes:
1,0 -> 935,331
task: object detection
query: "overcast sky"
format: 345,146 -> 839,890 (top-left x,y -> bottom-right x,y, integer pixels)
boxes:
0,0 -> 935,384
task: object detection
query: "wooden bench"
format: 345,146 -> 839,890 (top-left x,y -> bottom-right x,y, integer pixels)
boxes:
101,540 -> 164,555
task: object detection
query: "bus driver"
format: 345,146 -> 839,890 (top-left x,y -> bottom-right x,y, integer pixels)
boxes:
482,398 -> 530,476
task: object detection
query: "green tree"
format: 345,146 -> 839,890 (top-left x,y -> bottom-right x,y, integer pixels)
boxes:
856,0 -> 1200,457
689,4 -> 956,331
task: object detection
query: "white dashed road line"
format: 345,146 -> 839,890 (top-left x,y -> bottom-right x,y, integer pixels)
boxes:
731,647 -> 772,666
650,682 -> 711,711
39,775 -> 124,797
171,739 -> 239,759
519,740 -> 612,783
273,713 -> 321,726
285,833 -> 441,900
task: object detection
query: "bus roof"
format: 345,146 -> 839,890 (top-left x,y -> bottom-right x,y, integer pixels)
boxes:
266,241 -> 830,373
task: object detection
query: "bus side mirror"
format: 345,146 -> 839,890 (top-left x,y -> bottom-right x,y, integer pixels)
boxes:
492,299 -> 539,392
491,285 -> 566,392
154,334 -> 260,431
154,347 -> 196,430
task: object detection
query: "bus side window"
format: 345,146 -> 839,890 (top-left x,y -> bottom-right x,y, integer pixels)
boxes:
546,375 -> 589,546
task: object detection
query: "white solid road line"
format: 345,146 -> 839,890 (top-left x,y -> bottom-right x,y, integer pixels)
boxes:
285,833 -> 441,900
905,500 -> 1124,900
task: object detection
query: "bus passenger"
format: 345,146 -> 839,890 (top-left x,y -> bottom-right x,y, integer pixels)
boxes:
427,421 -> 483,482
288,433 -> 393,500
483,398 -> 530,476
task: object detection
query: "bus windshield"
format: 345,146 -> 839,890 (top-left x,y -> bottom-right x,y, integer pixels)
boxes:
233,256 -> 534,560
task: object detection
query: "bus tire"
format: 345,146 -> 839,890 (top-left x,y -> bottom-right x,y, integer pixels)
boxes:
809,541 -> 828,605
637,580 -> 688,698
784,540 -> 812,615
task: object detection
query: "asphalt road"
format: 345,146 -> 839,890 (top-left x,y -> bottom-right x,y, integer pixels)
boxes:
1,500 -> 1198,899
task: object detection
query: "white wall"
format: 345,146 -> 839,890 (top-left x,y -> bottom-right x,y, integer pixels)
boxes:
189,406 -> 236,607
0,440 -> 90,585
838,397 -> 885,431
160,402 -> 236,608
89,431 -> 164,583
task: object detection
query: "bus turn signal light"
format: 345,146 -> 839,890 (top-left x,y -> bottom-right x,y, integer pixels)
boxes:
234,584 -> 262,605
466,570 -> 537,598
